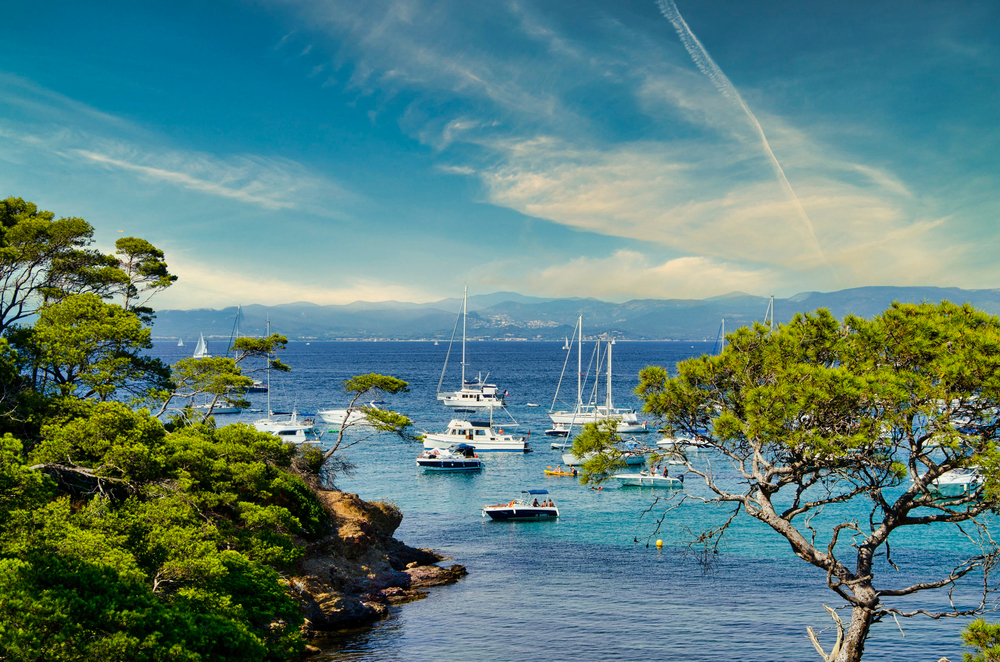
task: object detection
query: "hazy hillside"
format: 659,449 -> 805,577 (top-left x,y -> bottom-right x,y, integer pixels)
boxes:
152,286 -> 1000,342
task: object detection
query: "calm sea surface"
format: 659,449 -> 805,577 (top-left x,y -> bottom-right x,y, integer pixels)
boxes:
150,340 -> 983,661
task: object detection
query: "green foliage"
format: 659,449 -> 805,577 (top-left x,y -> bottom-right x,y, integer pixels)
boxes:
964,618 -> 1000,662
0,196 -> 317,661
0,197 -> 127,333
571,420 -> 627,485
323,374 -> 413,472
14,294 -> 172,402
1,405 -> 327,660
638,301 -> 1000,657
114,236 -> 177,324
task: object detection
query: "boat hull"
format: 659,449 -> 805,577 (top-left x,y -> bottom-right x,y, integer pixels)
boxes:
423,437 -> 526,452
416,459 -> 483,471
482,506 -> 558,521
614,473 -> 682,488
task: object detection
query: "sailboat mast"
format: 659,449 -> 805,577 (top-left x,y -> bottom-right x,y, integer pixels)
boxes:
721,318 -> 726,353
769,295 -> 775,331
577,315 -> 583,409
461,286 -> 467,387
607,339 -> 613,410
266,317 -> 271,417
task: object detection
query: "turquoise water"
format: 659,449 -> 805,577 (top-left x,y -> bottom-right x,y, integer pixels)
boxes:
152,340 -> 984,660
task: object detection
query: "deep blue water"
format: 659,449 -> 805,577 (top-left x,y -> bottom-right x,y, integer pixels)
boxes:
151,340 -> 983,660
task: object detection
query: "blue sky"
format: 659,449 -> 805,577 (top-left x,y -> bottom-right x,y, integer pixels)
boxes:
1,0 -> 997,308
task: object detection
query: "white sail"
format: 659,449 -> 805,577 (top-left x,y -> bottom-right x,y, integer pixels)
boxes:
177,338 -> 184,347
193,333 -> 210,359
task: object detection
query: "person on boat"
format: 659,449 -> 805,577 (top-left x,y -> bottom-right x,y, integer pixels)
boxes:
572,468 -> 578,477
662,466 -> 669,478
532,498 -> 539,507
555,465 -> 562,473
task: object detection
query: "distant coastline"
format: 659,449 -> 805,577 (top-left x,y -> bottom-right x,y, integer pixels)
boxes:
153,285 -> 1000,342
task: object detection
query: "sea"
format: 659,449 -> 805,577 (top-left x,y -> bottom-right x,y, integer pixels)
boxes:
150,339 -> 985,661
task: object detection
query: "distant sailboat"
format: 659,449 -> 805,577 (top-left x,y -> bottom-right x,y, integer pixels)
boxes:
193,333 -> 211,359
177,338 -> 184,347
562,336 -> 570,350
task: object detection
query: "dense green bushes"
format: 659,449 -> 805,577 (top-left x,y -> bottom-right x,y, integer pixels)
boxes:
0,408 -> 327,661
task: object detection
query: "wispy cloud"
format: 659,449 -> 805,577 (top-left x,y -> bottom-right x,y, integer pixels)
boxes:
479,250 -> 775,301
275,0 -> 959,294
71,146 -> 352,213
0,76 -> 356,216
655,0 -> 826,265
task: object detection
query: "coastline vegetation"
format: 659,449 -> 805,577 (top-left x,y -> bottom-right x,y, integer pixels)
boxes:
0,197 -> 412,660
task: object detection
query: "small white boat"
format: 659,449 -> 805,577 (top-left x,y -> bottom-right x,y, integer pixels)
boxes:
526,403 -> 540,407
922,467 -> 983,498
416,444 -> 483,472
550,441 -> 573,450
422,419 -> 528,452
613,471 -> 683,488
177,338 -> 184,347
545,422 -> 573,437
192,403 -> 242,415
482,490 -> 558,521
656,436 -> 711,451
253,411 -> 323,444
317,401 -> 387,428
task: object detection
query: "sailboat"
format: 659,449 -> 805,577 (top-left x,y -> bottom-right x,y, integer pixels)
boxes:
253,318 -> 322,443
546,317 -> 647,436
193,333 -> 210,359
436,286 -> 505,410
177,338 -> 184,347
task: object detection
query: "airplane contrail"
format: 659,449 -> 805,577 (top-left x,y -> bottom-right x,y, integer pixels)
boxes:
656,0 -> 828,265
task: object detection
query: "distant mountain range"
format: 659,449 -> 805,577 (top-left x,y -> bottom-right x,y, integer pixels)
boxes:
152,287 -> 1000,342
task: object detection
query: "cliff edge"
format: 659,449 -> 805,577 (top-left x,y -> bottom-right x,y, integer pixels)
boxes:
288,490 -> 466,639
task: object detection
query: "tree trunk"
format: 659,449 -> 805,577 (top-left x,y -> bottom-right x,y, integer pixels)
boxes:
834,604 -> 875,662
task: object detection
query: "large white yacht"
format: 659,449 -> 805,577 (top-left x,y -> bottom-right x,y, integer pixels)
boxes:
436,286 -> 505,410
422,419 -> 528,452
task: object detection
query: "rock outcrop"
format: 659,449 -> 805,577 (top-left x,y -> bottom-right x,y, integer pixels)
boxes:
289,490 -> 467,638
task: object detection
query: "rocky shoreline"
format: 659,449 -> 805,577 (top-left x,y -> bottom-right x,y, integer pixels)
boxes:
289,490 -> 466,652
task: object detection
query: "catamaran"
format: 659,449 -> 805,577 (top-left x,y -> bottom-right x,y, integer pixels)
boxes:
436,286 -> 505,410
547,316 -> 647,435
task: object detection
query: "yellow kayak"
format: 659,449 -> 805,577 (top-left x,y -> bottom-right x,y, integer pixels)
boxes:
544,468 -> 578,476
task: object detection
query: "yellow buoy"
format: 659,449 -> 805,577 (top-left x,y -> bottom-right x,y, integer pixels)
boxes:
656,539 -> 663,548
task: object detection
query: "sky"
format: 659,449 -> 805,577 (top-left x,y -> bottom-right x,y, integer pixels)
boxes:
0,0 -> 997,309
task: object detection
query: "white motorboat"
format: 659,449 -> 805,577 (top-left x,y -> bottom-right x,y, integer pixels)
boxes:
613,470 -> 683,488
482,490 -> 558,521
436,286 -> 505,410
439,376 -> 505,410
192,332 -> 211,359
317,400 -> 387,428
422,419 -> 528,452
922,467 -> 983,498
254,410 -> 323,443
416,444 -> 483,472
656,436 -> 711,451
193,403 -> 242,415
548,318 -> 648,434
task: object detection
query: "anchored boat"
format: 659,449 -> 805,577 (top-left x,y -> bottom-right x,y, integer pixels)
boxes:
482,490 -> 558,521
416,444 -> 483,472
